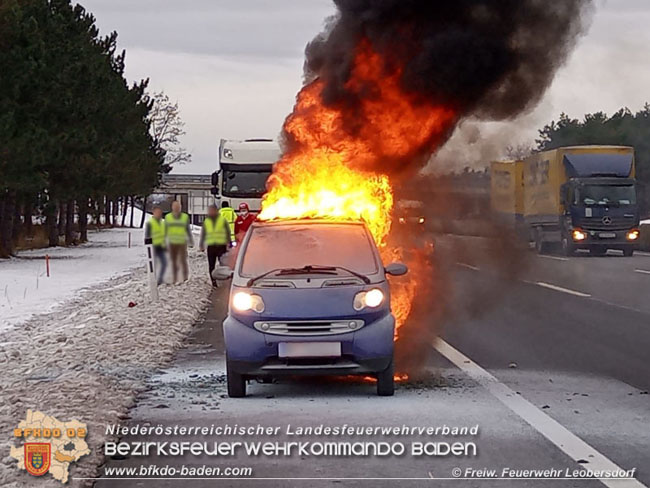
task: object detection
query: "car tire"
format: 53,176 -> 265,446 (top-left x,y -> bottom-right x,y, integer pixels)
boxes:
376,358 -> 395,397
226,360 -> 246,398
623,248 -> 634,257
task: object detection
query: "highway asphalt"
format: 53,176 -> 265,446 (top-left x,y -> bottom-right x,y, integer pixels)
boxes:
95,236 -> 649,488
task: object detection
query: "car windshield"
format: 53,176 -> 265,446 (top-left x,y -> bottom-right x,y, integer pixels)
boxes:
578,185 -> 636,206
240,223 -> 378,277
222,170 -> 271,198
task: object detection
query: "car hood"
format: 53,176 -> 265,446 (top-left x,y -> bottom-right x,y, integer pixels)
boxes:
230,283 -> 390,326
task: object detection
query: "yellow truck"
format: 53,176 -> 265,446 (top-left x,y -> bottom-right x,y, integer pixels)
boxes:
491,146 -> 640,256
490,159 -> 524,223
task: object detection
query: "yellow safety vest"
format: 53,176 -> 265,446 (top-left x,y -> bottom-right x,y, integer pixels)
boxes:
203,216 -> 229,246
165,212 -> 190,244
219,207 -> 236,241
149,218 -> 165,247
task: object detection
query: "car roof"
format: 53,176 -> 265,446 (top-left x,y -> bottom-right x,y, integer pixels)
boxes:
251,219 -> 366,228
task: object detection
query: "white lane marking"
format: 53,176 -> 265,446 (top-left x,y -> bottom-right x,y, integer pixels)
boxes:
533,281 -> 591,297
635,251 -> 650,257
434,339 -> 647,488
538,255 -> 569,261
456,262 -> 480,271
634,269 -> 650,275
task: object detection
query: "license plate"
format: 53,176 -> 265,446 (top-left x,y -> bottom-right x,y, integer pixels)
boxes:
278,342 -> 341,358
599,232 -> 616,238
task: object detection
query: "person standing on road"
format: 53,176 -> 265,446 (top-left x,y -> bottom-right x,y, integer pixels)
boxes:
234,202 -> 256,241
219,201 -> 237,245
144,206 -> 167,285
199,204 -> 232,287
165,200 -> 194,283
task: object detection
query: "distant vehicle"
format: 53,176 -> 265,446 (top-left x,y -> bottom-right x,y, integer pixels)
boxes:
211,139 -> 281,213
491,146 -> 640,256
213,219 -> 408,397
395,200 -> 426,230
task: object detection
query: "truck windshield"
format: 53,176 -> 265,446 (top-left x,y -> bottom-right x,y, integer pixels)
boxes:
222,170 -> 271,198
578,185 -> 636,206
241,224 -> 379,277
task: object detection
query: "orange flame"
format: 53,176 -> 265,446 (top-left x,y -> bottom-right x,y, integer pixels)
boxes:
259,40 -> 455,338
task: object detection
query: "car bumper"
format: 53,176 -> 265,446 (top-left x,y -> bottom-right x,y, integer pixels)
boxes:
223,313 -> 395,376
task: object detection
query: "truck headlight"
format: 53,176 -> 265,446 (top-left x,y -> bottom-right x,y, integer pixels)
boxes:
572,229 -> 587,241
626,229 -> 640,241
419,217 -> 425,224
353,289 -> 385,311
223,148 -> 233,159
232,292 -> 265,313
398,217 -> 406,224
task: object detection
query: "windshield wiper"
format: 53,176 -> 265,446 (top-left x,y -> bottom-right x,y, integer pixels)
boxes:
285,265 -> 371,284
247,265 -> 370,287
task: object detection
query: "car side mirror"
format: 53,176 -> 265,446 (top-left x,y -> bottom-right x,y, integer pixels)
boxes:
212,266 -> 233,281
384,262 -> 408,276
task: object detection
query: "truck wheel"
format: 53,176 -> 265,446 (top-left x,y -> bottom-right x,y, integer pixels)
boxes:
561,237 -> 575,257
376,359 -> 395,396
226,360 -> 247,398
623,248 -> 634,257
534,230 -> 549,254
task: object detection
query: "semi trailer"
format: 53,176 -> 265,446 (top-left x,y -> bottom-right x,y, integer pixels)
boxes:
491,146 -> 640,256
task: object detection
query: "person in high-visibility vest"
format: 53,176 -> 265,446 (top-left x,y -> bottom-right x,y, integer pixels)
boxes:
219,201 -> 237,244
165,200 -> 194,283
199,204 -> 232,286
144,206 -> 167,284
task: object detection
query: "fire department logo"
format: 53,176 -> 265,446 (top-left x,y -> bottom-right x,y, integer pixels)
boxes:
10,410 -> 90,484
25,443 -> 51,476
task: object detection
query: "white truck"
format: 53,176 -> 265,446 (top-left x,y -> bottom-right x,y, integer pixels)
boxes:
211,139 -> 281,213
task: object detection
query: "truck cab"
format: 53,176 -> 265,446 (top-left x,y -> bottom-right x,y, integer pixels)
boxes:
211,139 -> 281,213
561,174 -> 639,256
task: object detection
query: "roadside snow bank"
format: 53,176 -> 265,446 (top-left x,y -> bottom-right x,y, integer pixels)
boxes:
0,228 -> 145,330
0,251 -> 212,487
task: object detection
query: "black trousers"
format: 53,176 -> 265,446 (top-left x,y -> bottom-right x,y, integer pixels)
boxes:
207,245 -> 228,282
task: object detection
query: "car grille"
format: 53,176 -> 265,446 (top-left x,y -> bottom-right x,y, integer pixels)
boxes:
253,319 -> 364,336
581,215 -> 635,230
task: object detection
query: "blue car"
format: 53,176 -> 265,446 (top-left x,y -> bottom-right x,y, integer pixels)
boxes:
214,219 -> 408,397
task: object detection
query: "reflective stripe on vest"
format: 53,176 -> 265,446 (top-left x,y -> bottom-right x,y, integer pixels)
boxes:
219,207 -> 236,241
203,217 -> 229,245
165,213 -> 189,244
149,218 -> 165,246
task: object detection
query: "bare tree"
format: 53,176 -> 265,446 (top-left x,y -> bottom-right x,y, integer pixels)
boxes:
505,143 -> 534,160
148,91 -> 192,168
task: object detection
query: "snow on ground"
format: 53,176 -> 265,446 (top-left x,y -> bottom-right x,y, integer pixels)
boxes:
0,228 -> 145,330
0,250 -> 212,487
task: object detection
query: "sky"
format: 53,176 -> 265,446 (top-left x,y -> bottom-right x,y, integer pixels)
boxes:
81,0 -> 650,175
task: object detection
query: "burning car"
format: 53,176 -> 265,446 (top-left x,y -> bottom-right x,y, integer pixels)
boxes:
213,219 -> 407,397
396,200 -> 426,229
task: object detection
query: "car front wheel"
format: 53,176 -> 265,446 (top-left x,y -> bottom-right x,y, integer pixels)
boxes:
226,359 -> 247,398
376,358 -> 395,396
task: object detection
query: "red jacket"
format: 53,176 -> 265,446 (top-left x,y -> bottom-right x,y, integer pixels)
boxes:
235,213 -> 256,237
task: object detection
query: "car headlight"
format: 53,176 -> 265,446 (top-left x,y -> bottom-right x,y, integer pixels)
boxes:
419,217 -> 425,224
353,289 -> 385,311
232,291 -> 265,313
398,217 -> 405,224
572,229 -> 587,241
626,229 -> 639,241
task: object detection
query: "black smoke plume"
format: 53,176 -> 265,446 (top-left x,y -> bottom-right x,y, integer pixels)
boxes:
305,0 -> 592,140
